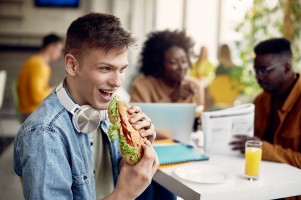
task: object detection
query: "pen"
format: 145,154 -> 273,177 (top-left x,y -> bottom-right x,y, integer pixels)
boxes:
173,139 -> 193,148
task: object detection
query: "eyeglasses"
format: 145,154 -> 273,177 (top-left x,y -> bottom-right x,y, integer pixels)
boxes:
254,65 -> 278,77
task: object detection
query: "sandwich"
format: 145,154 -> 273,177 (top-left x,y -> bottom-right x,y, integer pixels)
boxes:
108,96 -> 146,165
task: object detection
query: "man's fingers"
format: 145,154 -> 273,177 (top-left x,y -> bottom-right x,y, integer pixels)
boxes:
140,129 -> 156,143
231,145 -> 245,151
141,141 -> 158,170
139,129 -> 153,137
127,106 -> 156,142
144,139 -> 152,146
133,118 -> 152,130
143,141 -> 159,173
229,140 -> 244,145
128,106 -> 142,114
233,135 -> 260,141
230,138 -> 245,153
116,140 -> 158,199
233,134 -> 249,139
141,142 -> 154,162
129,112 -> 144,123
128,110 -> 151,127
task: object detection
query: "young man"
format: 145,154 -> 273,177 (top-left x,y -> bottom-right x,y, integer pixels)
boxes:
230,38 -> 301,170
14,13 -> 158,199
17,34 -> 64,121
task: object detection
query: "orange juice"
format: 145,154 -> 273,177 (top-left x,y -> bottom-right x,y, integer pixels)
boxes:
245,147 -> 262,177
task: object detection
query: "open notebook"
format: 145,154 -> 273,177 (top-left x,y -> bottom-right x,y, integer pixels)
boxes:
154,144 -> 209,165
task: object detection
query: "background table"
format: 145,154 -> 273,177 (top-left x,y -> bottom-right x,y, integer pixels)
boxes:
153,154 -> 301,200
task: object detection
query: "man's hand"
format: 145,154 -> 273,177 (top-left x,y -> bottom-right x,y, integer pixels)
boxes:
229,134 -> 261,154
170,83 -> 195,102
128,106 -> 156,143
112,140 -> 159,200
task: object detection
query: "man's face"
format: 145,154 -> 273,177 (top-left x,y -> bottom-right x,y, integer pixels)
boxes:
162,46 -> 189,85
49,42 -> 64,61
254,54 -> 286,94
71,48 -> 128,110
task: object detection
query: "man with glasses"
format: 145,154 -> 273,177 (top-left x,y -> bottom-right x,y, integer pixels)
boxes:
231,38 -> 301,170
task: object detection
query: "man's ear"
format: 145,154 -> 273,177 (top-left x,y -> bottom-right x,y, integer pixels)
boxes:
65,54 -> 78,76
284,61 -> 292,73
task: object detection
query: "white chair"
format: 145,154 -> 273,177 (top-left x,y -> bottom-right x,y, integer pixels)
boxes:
0,70 -> 7,132
0,70 -> 7,110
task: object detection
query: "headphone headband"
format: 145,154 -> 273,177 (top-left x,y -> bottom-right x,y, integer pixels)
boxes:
56,82 -> 80,114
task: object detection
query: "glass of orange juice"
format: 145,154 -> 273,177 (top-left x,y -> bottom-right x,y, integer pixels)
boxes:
245,140 -> 262,181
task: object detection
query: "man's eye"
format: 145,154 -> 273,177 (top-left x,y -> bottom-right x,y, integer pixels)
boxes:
168,60 -> 177,65
120,67 -> 127,73
100,66 -> 111,71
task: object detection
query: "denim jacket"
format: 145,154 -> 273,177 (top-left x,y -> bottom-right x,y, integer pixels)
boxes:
13,91 -> 121,200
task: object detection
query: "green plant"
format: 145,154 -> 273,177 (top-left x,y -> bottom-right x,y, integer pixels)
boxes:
281,0 -> 301,64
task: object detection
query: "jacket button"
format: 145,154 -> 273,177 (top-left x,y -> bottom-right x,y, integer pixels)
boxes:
90,142 -> 93,146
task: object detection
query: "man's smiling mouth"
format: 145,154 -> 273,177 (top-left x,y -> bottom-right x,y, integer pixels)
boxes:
99,89 -> 115,101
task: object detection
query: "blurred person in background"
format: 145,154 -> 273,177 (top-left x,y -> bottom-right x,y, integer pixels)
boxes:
189,46 -> 215,80
215,44 -> 237,75
207,44 -> 241,108
17,33 -> 63,121
189,46 -> 216,108
131,29 -> 205,200
131,30 -> 204,113
230,38 -> 301,175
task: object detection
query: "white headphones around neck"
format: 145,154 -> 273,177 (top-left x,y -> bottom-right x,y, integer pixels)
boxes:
55,81 -> 107,134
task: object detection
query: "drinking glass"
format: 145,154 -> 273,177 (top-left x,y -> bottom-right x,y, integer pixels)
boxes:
245,140 -> 262,181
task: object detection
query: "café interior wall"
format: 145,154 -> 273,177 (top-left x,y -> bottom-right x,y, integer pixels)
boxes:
0,0 -> 114,46
0,0 -> 237,90
185,0 -> 220,63
110,0 -> 156,90
0,0 -> 154,92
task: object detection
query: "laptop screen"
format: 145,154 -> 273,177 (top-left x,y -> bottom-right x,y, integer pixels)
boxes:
131,103 -> 196,144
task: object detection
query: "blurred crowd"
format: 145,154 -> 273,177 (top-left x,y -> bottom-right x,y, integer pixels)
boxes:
16,29 -> 246,119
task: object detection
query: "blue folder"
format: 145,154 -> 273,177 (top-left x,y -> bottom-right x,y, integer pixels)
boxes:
154,144 -> 209,165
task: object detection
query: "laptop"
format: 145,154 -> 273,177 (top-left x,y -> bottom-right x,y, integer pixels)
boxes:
130,103 -> 196,144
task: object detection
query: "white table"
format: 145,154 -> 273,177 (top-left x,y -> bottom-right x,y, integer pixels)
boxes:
153,154 -> 301,200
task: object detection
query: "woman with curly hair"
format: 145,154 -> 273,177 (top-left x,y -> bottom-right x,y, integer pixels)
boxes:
132,30 -> 204,200
131,30 -> 204,106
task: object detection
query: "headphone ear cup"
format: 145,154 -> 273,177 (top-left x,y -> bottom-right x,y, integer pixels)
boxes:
73,105 -> 102,134
72,114 -> 81,133
56,82 -> 107,134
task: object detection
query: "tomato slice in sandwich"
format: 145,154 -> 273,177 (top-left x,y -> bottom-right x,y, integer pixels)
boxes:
120,117 -> 134,147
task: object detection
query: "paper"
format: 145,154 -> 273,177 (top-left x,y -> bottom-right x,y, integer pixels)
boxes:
202,103 -> 254,155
